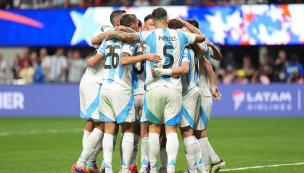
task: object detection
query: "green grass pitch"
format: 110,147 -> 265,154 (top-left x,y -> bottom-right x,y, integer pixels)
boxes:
0,117 -> 303,173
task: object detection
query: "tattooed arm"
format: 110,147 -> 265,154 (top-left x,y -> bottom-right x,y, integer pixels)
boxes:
121,53 -> 161,66
205,39 -> 222,61
114,26 -> 136,33
91,31 -> 110,45
107,31 -> 139,43
175,18 -> 205,44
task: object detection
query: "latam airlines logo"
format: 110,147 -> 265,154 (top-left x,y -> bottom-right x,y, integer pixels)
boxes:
232,89 -> 299,112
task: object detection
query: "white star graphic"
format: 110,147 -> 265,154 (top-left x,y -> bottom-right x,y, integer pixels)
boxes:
267,5 -> 284,23
205,12 -> 229,44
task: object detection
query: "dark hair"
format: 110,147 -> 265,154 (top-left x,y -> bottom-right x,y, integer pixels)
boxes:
168,19 -> 183,30
291,54 -> 299,63
185,19 -> 199,29
137,19 -> 142,28
120,14 -> 137,27
152,7 -> 167,23
144,14 -> 153,23
110,10 -> 126,26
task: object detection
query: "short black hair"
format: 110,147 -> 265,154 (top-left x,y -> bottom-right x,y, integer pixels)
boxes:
152,7 -> 167,23
168,19 -> 183,30
137,19 -> 142,28
144,14 -> 153,23
185,19 -> 199,29
120,14 -> 137,27
110,10 -> 126,26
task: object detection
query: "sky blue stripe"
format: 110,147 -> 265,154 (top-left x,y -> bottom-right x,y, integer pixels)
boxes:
194,56 -> 199,85
118,42 -> 126,79
143,96 -> 161,124
80,110 -> 87,119
165,107 -> 182,125
200,106 -> 209,129
107,41 -> 116,83
99,111 -> 115,122
185,46 -> 192,87
182,105 -> 195,128
86,84 -> 102,118
177,32 -> 188,66
117,92 -> 134,124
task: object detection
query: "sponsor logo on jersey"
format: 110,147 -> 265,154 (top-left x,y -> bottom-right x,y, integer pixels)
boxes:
129,45 -> 134,51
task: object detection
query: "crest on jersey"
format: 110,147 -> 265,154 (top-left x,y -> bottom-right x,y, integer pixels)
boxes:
129,45 -> 135,52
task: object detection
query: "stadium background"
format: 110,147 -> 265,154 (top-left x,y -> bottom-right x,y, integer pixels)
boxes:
0,2 -> 303,173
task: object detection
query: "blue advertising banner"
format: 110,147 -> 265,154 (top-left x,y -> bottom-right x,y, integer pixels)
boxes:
0,84 -> 303,117
1,5 -> 304,46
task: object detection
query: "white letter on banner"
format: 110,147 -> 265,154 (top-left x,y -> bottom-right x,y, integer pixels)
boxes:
3,92 -> 12,110
13,92 -> 24,110
247,92 -> 253,102
270,92 -> 279,102
255,92 -> 263,102
280,92 -> 292,102
263,92 -> 271,102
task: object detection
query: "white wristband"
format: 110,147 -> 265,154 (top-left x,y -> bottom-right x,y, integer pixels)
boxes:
154,68 -> 172,77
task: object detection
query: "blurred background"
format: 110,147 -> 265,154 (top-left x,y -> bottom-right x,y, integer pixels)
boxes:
0,2 -> 303,117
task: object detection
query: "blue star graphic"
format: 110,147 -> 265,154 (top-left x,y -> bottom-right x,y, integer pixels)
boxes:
70,8 -> 102,46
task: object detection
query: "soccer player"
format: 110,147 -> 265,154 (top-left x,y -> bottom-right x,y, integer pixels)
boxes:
71,39 -> 107,173
98,14 -> 160,173
181,18 -> 225,173
144,14 -> 155,31
105,7 -> 205,173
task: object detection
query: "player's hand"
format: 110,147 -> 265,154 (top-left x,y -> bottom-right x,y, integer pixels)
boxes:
204,39 -> 214,47
146,53 -> 161,63
211,86 -> 222,100
101,25 -> 110,32
104,30 -> 114,40
174,17 -> 185,24
151,64 -> 161,77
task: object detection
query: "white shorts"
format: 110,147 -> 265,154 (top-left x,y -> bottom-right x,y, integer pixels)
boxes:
134,94 -> 144,124
99,88 -> 135,124
79,79 -> 101,121
179,91 -> 202,129
195,95 -> 213,130
144,86 -> 182,125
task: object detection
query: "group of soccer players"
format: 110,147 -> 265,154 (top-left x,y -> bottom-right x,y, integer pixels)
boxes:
71,7 -> 225,173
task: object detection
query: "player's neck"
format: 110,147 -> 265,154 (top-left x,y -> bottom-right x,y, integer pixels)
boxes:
155,24 -> 168,29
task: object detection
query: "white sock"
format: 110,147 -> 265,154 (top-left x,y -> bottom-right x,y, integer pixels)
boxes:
130,134 -> 140,167
166,132 -> 179,172
121,132 -> 134,170
140,137 -> 149,170
198,137 -> 209,170
103,133 -> 114,172
159,148 -> 167,169
148,133 -> 160,172
87,139 -> 103,171
207,140 -> 220,164
194,137 -> 205,172
100,157 -> 105,170
77,128 -> 103,168
184,136 -> 197,171
82,130 -> 91,149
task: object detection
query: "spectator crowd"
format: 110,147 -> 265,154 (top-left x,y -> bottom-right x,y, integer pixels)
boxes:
0,47 -> 303,85
0,47 -> 90,84
1,0 -> 303,9
216,50 -> 304,84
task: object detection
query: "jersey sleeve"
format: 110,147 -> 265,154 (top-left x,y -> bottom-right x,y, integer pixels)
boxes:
122,43 -> 136,56
97,41 -> 106,56
182,32 -> 196,44
103,26 -> 113,32
182,47 -> 190,62
136,31 -> 150,45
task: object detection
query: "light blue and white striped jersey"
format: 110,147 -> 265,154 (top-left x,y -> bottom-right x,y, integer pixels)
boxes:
103,26 -> 114,32
136,28 -> 196,92
198,43 -> 212,97
82,44 -> 105,84
181,46 -> 200,97
98,39 -> 136,94
132,43 -> 146,95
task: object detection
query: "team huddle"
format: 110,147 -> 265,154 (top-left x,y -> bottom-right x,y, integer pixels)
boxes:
71,7 -> 225,173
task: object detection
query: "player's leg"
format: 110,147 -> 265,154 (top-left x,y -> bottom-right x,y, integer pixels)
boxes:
120,122 -> 135,173
139,114 -> 149,173
163,88 -> 183,173
158,125 -> 167,173
180,92 -> 204,173
144,87 -> 166,173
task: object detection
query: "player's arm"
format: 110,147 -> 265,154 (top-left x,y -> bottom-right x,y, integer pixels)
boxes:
205,39 -> 222,61
87,53 -> 105,67
199,57 -> 222,100
114,26 -> 136,33
91,31 -> 111,45
176,18 -> 206,44
101,25 -> 111,32
151,61 -> 189,77
107,31 -> 140,43
120,53 -> 161,66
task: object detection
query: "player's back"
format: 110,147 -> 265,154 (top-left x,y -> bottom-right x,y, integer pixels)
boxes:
82,45 -> 105,84
132,44 -> 145,95
100,39 -> 136,94
138,28 -> 195,92
198,43 -> 211,97
181,46 -> 200,96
